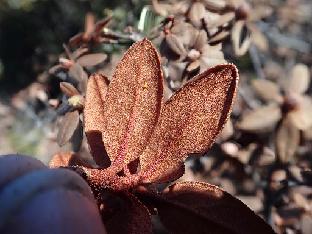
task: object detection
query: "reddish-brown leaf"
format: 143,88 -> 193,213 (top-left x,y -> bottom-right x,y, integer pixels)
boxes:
101,39 -> 163,168
140,64 -> 238,183
157,182 -> 275,234
49,152 -> 92,168
57,111 -> 80,146
102,192 -> 152,234
84,73 -> 110,167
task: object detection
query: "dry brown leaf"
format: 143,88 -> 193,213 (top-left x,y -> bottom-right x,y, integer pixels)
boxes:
286,64 -> 310,95
237,104 -> 281,132
84,73 -> 110,167
157,182 -> 274,234
77,53 -> 107,67
57,111 -> 80,146
102,39 -> 163,168
251,79 -> 282,103
275,117 -> 300,163
140,64 -> 238,183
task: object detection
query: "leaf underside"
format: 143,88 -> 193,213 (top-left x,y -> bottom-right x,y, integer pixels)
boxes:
101,39 -> 163,169
140,64 -> 239,183
84,73 -> 110,167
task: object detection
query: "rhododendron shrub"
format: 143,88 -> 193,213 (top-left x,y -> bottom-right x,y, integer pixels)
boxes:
50,39 -> 275,234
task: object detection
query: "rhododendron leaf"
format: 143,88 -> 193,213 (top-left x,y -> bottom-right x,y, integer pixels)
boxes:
188,2 -> 205,28
140,64 -> 238,183
237,103 -> 281,132
157,182 -> 275,234
103,192 -> 152,234
84,73 -> 110,167
57,110 -> 80,146
232,20 -> 251,56
49,152 -> 92,168
252,79 -> 282,103
102,39 -> 163,168
60,82 -> 80,97
77,53 -> 107,67
286,64 -> 310,95
288,96 -> 312,130
275,117 -> 300,163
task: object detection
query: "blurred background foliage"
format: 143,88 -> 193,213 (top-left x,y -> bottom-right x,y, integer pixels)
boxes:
0,0 -> 148,94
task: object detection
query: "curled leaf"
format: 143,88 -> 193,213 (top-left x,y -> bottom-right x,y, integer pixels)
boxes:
156,182 -> 275,234
102,39 -> 163,168
84,73 -> 110,167
140,64 -> 238,183
57,111 -> 80,147
231,20 -> 251,56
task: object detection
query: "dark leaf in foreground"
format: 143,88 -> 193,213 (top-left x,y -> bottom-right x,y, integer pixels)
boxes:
157,182 -> 275,234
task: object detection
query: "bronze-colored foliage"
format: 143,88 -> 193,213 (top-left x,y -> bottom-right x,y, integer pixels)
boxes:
101,39 -> 163,169
51,39 -> 274,234
84,73 -> 110,167
140,64 -> 238,183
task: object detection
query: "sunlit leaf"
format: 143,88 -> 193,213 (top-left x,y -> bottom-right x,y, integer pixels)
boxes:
140,64 -> 238,183
84,73 -> 110,167
102,39 -> 163,168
